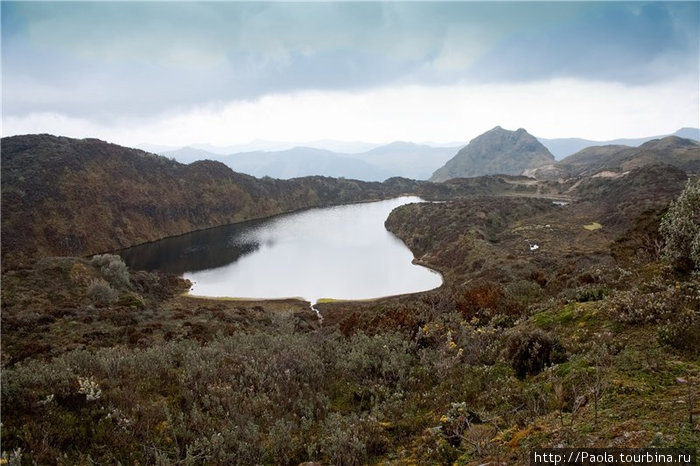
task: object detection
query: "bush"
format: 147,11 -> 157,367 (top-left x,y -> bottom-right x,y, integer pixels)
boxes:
90,253 -> 120,268
572,284 -> 608,303
320,413 -> 386,466
455,282 -> 523,318
504,327 -> 566,378
87,278 -> 118,306
504,279 -> 543,307
337,332 -> 413,387
659,178 -> 700,271
658,307 -> 700,354
2,329 -> 334,464
115,292 -> 145,309
608,286 -> 679,325
656,280 -> 700,352
91,254 -> 131,289
439,402 -> 482,447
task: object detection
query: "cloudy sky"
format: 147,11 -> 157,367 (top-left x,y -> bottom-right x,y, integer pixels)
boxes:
2,1 -> 699,147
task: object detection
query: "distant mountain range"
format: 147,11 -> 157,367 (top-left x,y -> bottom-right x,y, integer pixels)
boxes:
143,139 -> 381,156
154,128 -> 698,181
221,147 -> 391,181
161,142 -> 459,181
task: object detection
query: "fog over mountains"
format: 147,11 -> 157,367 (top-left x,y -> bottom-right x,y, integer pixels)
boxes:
155,128 -> 699,182
160,142 -> 459,181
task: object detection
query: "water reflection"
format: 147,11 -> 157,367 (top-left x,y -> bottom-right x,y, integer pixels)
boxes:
119,216 -> 286,274
119,197 -> 442,303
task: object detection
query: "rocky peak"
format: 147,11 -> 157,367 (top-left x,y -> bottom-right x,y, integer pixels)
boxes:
430,127 -> 554,182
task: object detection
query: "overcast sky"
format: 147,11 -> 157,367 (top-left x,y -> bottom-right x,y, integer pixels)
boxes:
2,1 -> 699,147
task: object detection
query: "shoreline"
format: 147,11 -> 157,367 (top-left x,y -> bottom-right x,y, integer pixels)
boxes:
112,194 -> 420,259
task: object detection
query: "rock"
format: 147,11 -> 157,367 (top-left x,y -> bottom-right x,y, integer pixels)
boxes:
430,126 -> 554,182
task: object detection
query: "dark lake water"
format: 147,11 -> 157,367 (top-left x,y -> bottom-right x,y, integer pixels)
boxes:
119,196 -> 442,303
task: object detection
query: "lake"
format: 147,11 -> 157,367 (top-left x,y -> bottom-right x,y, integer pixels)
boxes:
119,196 -> 442,303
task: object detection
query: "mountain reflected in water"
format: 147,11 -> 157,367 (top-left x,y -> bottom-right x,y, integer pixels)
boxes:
120,197 -> 442,303
119,218 -> 268,274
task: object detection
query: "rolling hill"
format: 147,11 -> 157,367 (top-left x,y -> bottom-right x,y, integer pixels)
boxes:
3,132 -> 698,466
0,134 -> 420,268
538,127 -> 700,159
527,136 -> 700,180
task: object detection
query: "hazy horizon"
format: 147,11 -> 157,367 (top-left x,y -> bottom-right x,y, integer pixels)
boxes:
3,2 -> 699,147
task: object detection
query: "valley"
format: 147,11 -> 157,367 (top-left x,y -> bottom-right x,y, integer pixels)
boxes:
4,3 -> 699,464
1,131 -> 698,465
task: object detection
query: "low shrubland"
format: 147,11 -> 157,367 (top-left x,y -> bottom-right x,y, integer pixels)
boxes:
3,270 -> 697,464
3,177 -> 699,464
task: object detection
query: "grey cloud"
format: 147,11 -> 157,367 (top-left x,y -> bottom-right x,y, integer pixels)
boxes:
467,2 -> 699,85
3,2 -> 698,122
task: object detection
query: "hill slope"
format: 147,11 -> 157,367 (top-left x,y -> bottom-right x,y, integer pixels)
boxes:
430,127 -> 554,182
1,135 -> 418,268
2,137 -> 697,465
529,136 -> 700,180
538,127 -> 700,159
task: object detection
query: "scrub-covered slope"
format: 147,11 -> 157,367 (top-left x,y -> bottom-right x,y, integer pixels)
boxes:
1,134 -> 418,268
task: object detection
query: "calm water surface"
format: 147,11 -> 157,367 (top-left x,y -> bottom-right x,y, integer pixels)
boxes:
120,196 -> 442,303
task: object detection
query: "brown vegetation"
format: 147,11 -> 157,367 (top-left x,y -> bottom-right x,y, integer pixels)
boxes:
532,136 -> 700,180
2,137 -> 699,464
1,135 -> 423,269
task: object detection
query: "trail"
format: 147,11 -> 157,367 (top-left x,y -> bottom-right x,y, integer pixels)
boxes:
310,301 -> 323,324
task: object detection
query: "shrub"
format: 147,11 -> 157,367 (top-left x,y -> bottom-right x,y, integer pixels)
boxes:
68,262 -> 92,286
115,292 -> 145,309
658,307 -> 700,354
91,254 -> 131,289
90,253 -> 120,268
572,284 -> 608,303
337,332 -> 413,387
504,279 -> 543,307
659,178 -> 700,271
87,278 -> 118,306
608,286 -> 679,325
504,327 -> 566,378
77,376 -> 102,401
320,413 -> 385,466
455,282 -> 523,318
439,402 -> 482,447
